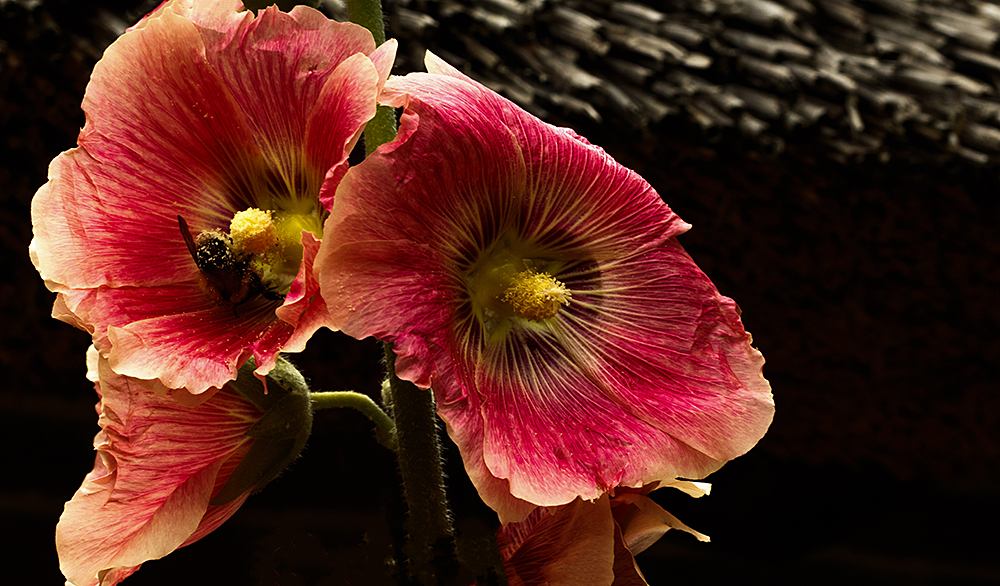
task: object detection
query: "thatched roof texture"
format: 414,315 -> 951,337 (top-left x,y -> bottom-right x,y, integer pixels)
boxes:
323,0 -> 1000,166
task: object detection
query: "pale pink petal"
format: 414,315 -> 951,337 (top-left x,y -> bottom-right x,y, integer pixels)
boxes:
370,39 -> 399,90
471,242 -> 771,506
179,491 -> 249,548
275,231 -> 335,356
498,497 -> 616,586
423,50 -> 463,77
308,52 -> 381,209
31,35 -> 255,291
433,364 -> 537,523
57,285 -> 290,394
656,478 -> 711,498
310,39 -> 398,208
611,492 -> 709,555
148,0 -> 247,33
319,73 -> 527,343
193,3 -> 374,177
457,329 -> 725,508
56,356 -> 259,586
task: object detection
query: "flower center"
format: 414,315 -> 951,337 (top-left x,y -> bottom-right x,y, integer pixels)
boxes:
227,208 -> 318,283
183,206 -> 323,306
502,270 -> 571,321
465,236 -> 571,337
230,208 -> 277,255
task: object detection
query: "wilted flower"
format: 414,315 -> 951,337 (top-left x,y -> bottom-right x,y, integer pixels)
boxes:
498,483 -> 710,586
57,348 -> 312,586
318,53 -> 774,522
30,0 -> 396,395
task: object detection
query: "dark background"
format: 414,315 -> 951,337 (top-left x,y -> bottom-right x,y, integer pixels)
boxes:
3,0 -> 999,584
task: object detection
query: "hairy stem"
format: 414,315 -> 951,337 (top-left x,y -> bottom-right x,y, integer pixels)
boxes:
310,391 -> 396,450
345,0 -> 397,155
383,344 -> 457,584
346,1 -> 457,582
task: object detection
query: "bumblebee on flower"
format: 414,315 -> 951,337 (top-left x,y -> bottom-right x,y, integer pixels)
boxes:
29,0 -> 396,396
178,208 -> 304,308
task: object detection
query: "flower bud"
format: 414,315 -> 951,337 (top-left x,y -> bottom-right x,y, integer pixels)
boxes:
56,350 -> 313,586
211,356 -> 314,505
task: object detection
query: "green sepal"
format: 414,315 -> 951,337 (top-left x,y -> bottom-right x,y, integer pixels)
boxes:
245,391 -> 312,440
211,356 -> 313,506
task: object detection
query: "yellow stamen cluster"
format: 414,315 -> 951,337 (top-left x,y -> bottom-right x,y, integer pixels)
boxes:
230,208 -> 277,255
502,270 -> 572,321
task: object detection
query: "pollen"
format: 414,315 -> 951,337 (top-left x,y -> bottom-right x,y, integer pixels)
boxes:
502,270 -> 572,321
230,208 -> 277,255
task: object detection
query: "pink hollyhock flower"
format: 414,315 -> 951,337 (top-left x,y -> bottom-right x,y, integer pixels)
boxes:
318,52 -> 774,522
30,0 -> 396,395
497,483 -> 710,586
57,347 -> 312,586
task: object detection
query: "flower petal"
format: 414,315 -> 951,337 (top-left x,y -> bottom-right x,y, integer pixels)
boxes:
321,55 -> 773,516
468,241 -> 772,507
610,521 -> 649,586
56,353 -> 258,586
611,491 -> 710,555
460,325 -> 726,508
192,2 -> 375,180
370,39 -> 398,90
274,231 -> 336,358
498,497 -> 616,586
32,0 -> 387,394
308,52 -> 383,210
32,10 -> 258,291
56,285 -> 291,394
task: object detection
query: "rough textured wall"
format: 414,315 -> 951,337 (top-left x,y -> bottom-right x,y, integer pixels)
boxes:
374,0 -> 1000,166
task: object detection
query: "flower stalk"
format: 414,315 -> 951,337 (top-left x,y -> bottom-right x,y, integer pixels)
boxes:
384,343 -> 458,584
346,1 -> 459,582
345,0 -> 397,155
310,391 -> 396,450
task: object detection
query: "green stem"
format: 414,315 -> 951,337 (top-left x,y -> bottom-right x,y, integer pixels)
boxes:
345,0 -> 397,155
364,105 -> 398,156
345,0 -> 386,45
383,343 -> 457,584
345,2 -> 456,582
310,391 -> 397,451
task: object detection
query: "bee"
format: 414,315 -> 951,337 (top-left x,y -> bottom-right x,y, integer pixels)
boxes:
178,215 -> 285,310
